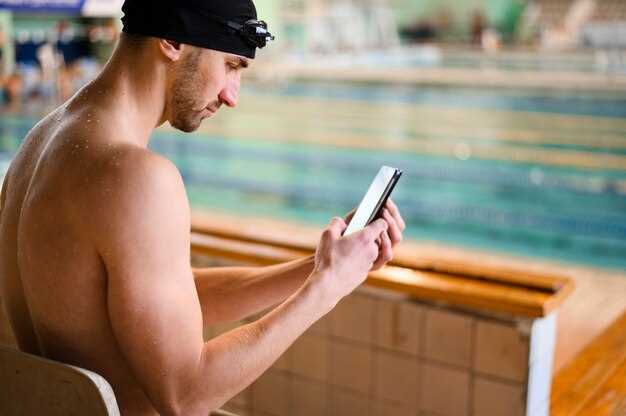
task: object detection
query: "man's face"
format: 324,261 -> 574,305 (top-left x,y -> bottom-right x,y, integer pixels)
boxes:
168,47 -> 249,133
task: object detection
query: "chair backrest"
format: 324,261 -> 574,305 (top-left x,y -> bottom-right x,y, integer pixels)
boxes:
0,344 -> 240,416
0,344 -> 119,415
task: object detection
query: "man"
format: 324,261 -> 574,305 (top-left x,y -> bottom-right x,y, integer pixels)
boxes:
0,1 -> 405,415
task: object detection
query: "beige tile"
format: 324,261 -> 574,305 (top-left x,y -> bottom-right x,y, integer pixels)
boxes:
330,293 -> 376,344
273,354 -> 290,372
290,333 -> 329,382
229,387 -> 252,409
203,325 -> 214,342
373,400 -> 417,416
309,312 -> 331,335
291,377 -> 329,416
221,403 -> 253,416
374,351 -> 419,406
251,370 -> 289,416
331,388 -> 371,416
330,341 -> 372,395
474,320 -> 529,382
473,377 -> 525,416
375,299 -> 422,356
210,320 -> 242,337
423,308 -> 473,368
419,363 -> 470,416
272,348 -> 290,372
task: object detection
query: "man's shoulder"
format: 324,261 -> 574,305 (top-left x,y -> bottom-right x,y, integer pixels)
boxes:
93,143 -> 186,208
86,144 -> 189,250
76,138 -> 183,213
101,144 -> 181,187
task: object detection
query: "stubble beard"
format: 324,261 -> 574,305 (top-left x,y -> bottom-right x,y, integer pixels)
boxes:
170,52 -> 205,133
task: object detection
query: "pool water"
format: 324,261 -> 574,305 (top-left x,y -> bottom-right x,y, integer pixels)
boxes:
1,81 -> 625,270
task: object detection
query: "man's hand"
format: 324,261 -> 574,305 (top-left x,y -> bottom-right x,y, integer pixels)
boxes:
311,217 -> 388,301
344,198 -> 406,271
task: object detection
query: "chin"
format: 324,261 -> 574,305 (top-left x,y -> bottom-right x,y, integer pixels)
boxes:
170,116 -> 202,133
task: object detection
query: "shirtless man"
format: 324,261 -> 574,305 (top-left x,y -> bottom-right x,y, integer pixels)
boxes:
0,1 -> 405,415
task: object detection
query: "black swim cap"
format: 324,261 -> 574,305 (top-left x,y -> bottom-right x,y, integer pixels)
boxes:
121,0 -> 273,59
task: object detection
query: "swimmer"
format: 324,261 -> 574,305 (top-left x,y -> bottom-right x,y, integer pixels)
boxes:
0,1 -> 405,415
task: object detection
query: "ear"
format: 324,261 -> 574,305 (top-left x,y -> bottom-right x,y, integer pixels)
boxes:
158,38 -> 184,62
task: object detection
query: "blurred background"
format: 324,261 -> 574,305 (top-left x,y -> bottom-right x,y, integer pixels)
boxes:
0,0 -> 625,271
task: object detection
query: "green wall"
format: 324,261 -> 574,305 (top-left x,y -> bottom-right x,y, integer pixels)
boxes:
395,0 -> 525,31
258,0 -> 526,49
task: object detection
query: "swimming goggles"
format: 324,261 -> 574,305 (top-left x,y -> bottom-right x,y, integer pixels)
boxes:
202,11 -> 275,49
226,19 -> 275,49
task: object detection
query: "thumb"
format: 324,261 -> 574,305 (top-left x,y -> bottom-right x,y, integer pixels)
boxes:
327,217 -> 347,239
363,218 -> 388,240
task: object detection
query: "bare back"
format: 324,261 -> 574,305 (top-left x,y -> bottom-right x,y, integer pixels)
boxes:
0,105 -> 160,415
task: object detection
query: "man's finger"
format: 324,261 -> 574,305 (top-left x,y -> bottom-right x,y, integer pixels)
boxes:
372,231 -> 392,270
386,199 -> 406,230
382,208 -> 403,246
327,217 -> 347,238
344,208 -> 357,224
381,230 -> 393,261
363,218 -> 388,241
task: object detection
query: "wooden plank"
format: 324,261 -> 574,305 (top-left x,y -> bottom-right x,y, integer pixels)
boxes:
191,233 -> 309,266
551,311 -> 626,415
191,212 -> 573,293
366,266 -> 553,318
578,358 -> 626,416
191,233 -> 558,318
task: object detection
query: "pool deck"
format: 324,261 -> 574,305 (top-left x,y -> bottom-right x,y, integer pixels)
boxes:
192,209 -> 626,373
249,56 -> 626,93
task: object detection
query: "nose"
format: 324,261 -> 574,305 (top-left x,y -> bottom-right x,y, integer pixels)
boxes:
218,73 -> 241,108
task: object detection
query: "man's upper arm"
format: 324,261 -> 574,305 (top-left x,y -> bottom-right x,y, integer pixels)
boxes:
93,151 -> 204,413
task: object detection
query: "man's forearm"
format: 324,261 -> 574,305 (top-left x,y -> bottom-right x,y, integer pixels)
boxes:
192,255 -> 315,325
188,275 -> 334,413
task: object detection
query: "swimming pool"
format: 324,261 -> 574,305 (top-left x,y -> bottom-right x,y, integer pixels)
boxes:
1,81 -> 625,269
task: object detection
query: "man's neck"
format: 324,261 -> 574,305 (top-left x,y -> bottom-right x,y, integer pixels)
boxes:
78,42 -> 169,148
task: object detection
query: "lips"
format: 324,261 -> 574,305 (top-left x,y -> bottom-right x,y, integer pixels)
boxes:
205,105 -> 219,114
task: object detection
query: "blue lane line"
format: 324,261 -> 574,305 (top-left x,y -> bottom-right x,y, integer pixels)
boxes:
151,133 -> 626,197
245,82 -> 626,118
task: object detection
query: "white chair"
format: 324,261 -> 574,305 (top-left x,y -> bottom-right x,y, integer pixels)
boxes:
0,344 -> 237,416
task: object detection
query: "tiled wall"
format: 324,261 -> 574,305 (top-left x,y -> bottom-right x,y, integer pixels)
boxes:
207,287 -> 555,416
0,297 -> 16,347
